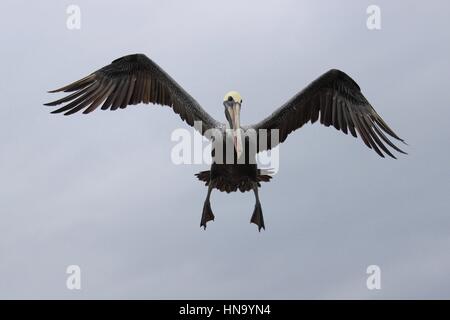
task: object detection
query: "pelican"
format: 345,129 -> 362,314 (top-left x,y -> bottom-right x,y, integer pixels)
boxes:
45,53 -> 406,231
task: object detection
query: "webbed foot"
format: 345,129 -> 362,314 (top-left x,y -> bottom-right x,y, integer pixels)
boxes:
250,202 -> 265,232
200,201 -> 215,230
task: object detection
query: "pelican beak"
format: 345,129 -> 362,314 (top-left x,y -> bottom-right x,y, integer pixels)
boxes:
227,102 -> 243,159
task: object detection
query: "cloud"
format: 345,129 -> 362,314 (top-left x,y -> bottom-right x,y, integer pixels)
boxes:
1,0 -> 449,299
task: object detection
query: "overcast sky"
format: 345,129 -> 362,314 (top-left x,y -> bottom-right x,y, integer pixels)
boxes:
0,0 -> 449,299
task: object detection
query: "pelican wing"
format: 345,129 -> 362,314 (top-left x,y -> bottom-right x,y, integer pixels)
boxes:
45,54 -> 221,135
247,69 -> 406,158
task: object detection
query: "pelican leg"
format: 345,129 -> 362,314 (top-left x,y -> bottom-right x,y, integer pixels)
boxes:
251,184 -> 265,231
200,184 -> 215,229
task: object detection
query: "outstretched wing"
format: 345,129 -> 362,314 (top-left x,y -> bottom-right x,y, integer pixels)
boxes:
247,69 -> 406,158
45,54 -> 222,135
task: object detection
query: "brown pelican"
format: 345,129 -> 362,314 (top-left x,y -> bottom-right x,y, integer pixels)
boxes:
45,54 -> 406,231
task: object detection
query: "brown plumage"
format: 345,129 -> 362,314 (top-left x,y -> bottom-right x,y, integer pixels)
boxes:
45,54 -> 221,135
45,53 -> 406,231
247,69 -> 406,158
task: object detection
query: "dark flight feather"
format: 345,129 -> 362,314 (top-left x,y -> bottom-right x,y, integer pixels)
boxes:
45,54 -> 222,136
247,69 -> 406,158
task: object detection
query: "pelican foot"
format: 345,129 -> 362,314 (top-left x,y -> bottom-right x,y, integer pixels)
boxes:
200,201 -> 215,230
250,202 -> 265,232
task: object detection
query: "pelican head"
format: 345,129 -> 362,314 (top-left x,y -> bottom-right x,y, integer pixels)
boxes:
223,91 -> 243,159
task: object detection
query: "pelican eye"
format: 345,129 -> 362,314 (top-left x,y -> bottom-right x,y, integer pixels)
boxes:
227,96 -> 233,102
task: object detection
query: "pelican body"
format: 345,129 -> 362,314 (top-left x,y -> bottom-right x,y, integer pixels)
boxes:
45,54 -> 406,231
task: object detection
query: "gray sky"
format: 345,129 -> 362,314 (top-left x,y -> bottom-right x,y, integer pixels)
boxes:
0,0 -> 449,299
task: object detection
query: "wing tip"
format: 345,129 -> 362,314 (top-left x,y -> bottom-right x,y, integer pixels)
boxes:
47,88 -> 62,93
49,107 -> 75,115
